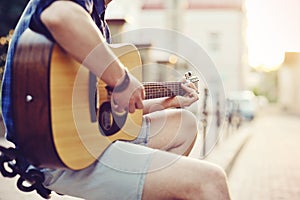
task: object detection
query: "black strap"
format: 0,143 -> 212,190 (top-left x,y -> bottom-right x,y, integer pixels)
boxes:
0,145 -> 52,199
106,69 -> 130,93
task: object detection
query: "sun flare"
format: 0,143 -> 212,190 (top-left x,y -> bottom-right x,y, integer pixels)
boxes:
245,0 -> 286,71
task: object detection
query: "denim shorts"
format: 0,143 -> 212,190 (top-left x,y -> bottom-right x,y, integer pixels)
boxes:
42,118 -> 153,200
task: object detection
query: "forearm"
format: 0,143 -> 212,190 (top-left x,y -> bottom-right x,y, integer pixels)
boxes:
40,1 -> 125,87
143,83 -> 200,114
143,97 -> 180,115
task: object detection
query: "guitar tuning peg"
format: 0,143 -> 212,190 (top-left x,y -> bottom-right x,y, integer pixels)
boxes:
184,71 -> 200,94
185,71 -> 193,79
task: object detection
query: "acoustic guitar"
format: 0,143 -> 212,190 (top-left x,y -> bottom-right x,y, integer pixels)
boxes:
12,29 -> 199,170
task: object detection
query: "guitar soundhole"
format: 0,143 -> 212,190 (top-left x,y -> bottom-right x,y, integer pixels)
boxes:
98,102 -> 128,136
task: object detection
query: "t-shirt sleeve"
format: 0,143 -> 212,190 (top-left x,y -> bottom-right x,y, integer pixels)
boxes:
29,0 -> 94,41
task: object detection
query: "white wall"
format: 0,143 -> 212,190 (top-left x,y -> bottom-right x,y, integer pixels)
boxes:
130,8 -> 247,93
184,10 -> 246,93
106,2 -> 248,94
278,53 -> 300,114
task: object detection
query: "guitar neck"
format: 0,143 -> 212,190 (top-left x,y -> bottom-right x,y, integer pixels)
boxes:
143,82 -> 185,99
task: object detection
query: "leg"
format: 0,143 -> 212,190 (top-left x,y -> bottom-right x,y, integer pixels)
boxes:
42,144 -> 230,200
42,110 -> 229,199
42,141 -> 155,200
146,109 -> 198,156
142,152 -> 231,200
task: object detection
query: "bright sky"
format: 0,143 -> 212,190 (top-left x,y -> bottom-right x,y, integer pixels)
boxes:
246,0 -> 300,70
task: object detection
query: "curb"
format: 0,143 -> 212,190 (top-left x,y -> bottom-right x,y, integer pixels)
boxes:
204,125 -> 253,174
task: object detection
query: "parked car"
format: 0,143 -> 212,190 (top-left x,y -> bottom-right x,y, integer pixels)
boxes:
227,90 -> 257,121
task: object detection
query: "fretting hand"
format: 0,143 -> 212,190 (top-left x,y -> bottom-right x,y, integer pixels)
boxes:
174,82 -> 199,108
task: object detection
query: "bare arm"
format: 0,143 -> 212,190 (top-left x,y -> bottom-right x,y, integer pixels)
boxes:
40,1 -> 124,86
143,83 -> 199,114
40,1 -> 144,113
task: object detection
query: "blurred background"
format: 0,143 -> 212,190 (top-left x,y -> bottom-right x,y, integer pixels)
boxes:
1,0 -> 300,117
0,0 -> 300,199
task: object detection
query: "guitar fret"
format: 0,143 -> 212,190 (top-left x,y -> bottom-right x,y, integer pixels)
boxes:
143,82 -> 185,100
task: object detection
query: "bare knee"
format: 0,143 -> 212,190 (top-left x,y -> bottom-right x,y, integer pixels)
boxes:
170,159 -> 231,199
142,155 -> 231,200
205,164 -> 230,194
185,162 -> 231,200
181,109 -> 198,132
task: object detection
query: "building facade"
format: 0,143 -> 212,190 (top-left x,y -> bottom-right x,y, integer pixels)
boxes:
108,0 -> 248,93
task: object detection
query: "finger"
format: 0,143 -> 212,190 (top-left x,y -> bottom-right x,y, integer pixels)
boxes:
128,103 -> 136,113
141,86 -> 146,100
191,92 -> 199,100
181,83 -> 194,93
128,97 -> 136,113
135,99 -> 144,109
184,81 -> 197,90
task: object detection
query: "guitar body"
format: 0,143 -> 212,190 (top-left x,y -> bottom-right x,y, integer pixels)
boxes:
12,29 -> 143,170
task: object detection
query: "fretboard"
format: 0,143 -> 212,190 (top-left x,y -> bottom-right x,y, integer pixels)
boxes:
143,82 -> 186,99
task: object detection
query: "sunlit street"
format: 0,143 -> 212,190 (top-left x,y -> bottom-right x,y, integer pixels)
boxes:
1,0 -> 300,199
228,105 -> 300,199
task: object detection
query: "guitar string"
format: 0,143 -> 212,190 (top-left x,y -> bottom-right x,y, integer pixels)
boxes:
143,82 -> 185,99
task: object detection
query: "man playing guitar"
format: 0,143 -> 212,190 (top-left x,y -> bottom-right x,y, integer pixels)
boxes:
1,0 -> 231,199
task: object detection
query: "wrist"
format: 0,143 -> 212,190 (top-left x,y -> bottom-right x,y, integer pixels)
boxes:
106,69 -> 130,93
163,96 -> 179,108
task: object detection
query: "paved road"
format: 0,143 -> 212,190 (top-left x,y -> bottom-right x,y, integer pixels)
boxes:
228,106 -> 300,200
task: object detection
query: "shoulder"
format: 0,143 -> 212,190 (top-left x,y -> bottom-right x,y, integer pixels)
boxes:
40,0 -> 96,13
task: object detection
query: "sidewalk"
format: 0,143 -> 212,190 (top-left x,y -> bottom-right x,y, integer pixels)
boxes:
204,123 -> 253,174
228,105 -> 300,200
